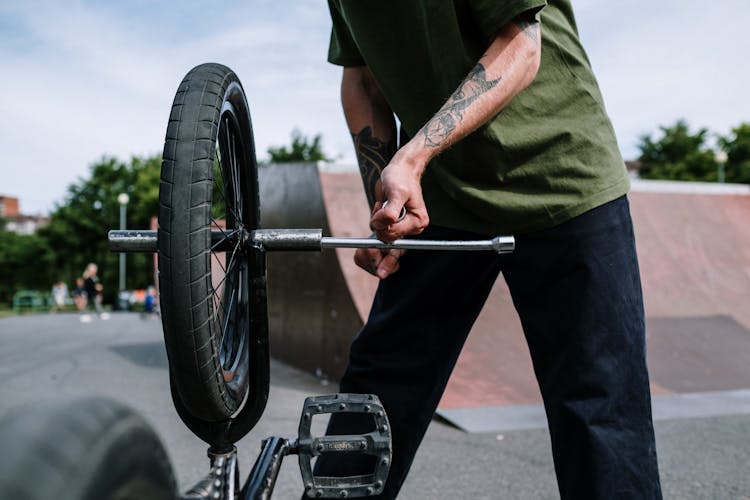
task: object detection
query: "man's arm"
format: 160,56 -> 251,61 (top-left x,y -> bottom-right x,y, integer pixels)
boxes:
341,66 -> 404,278
341,66 -> 397,210
372,15 -> 542,242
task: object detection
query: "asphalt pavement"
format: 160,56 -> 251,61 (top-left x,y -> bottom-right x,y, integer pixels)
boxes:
0,313 -> 748,499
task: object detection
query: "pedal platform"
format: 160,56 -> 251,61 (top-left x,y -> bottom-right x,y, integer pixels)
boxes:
297,394 -> 391,498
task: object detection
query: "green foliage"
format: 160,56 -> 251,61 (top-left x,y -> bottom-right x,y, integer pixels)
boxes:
0,155 -> 161,306
637,120 -> 719,182
266,129 -> 331,163
0,231 -> 53,304
718,123 -> 750,184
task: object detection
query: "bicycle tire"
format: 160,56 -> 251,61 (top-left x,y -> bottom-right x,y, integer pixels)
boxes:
159,63 -> 262,422
0,397 -> 176,500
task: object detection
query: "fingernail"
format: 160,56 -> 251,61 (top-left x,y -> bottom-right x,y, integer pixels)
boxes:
378,269 -> 388,279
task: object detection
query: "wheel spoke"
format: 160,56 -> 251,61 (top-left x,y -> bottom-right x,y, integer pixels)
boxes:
219,116 -> 243,226
210,226 -> 240,253
212,248 -> 244,359
212,288 -> 224,330
209,238 -> 242,332
210,236 -> 241,283
210,113 -> 246,346
213,142 -> 229,219
220,274 -> 237,341
211,245 -> 227,275
230,127 -> 243,223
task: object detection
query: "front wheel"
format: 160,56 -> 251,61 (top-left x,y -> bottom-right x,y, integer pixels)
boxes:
158,63 -> 267,425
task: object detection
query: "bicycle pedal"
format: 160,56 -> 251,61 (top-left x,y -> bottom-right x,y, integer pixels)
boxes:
297,393 -> 391,498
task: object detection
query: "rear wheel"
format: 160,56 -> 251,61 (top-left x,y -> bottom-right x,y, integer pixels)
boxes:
158,63 -> 263,423
0,397 -> 176,500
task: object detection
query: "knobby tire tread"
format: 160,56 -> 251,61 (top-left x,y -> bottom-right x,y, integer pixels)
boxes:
159,63 -> 240,422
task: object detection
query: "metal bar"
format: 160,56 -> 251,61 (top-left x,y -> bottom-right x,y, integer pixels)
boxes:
321,236 -> 515,254
250,228 -> 322,251
106,229 -> 322,253
107,229 -> 241,253
118,204 -> 127,291
108,230 -> 157,252
108,229 -> 515,254
240,437 -> 293,500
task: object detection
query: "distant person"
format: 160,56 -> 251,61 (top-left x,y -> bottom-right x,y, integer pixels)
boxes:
82,263 -> 109,321
141,285 -> 158,319
72,277 -> 88,313
50,280 -> 68,313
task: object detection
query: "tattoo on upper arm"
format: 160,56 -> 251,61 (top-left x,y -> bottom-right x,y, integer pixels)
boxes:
514,16 -> 540,43
419,63 -> 501,149
352,126 -> 396,209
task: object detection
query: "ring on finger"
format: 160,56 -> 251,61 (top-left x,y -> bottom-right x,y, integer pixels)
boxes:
382,201 -> 407,223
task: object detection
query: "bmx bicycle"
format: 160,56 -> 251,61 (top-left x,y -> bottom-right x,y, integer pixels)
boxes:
0,63 -> 514,500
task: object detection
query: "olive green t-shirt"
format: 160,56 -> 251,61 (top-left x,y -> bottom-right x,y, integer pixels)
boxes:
327,0 -> 630,235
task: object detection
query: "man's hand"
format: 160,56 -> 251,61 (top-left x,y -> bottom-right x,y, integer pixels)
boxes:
369,151 -> 430,243
354,246 -> 406,279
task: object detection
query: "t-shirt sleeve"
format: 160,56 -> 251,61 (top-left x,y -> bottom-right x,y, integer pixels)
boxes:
467,0 -> 548,42
327,0 -> 365,67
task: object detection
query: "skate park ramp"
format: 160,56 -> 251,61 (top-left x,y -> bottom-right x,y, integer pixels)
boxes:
258,163 -> 377,380
259,164 -> 750,432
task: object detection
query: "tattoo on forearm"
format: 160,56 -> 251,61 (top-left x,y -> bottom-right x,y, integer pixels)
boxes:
419,63 -> 502,149
514,17 -> 540,43
352,126 -> 396,209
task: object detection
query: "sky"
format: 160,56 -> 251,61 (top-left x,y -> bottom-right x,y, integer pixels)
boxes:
0,0 -> 748,215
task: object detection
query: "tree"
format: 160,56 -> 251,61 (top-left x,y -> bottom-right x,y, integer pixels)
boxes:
637,120 -> 718,182
266,129 -> 331,163
0,153 -> 161,307
35,155 -> 161,304
718,123 -> 750,184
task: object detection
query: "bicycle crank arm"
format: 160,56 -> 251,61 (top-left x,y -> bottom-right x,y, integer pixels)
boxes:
108,229 -> 515,254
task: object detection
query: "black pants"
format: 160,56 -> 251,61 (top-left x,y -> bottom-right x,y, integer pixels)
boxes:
313,196 -> 662,499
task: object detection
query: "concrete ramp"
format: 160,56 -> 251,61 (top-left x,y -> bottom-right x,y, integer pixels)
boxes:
259,164 -> 750,431
259,163 -> 376,380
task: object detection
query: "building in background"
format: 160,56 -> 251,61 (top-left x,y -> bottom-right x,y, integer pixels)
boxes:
0,195 -> 49,234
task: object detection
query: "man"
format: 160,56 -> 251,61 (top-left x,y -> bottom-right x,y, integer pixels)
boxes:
317,1 -> 662,498
83,262 -> 109,320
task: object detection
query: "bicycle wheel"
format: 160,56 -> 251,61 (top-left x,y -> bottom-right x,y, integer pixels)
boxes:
159,63 -> 264,423
0,397 -> 176,500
